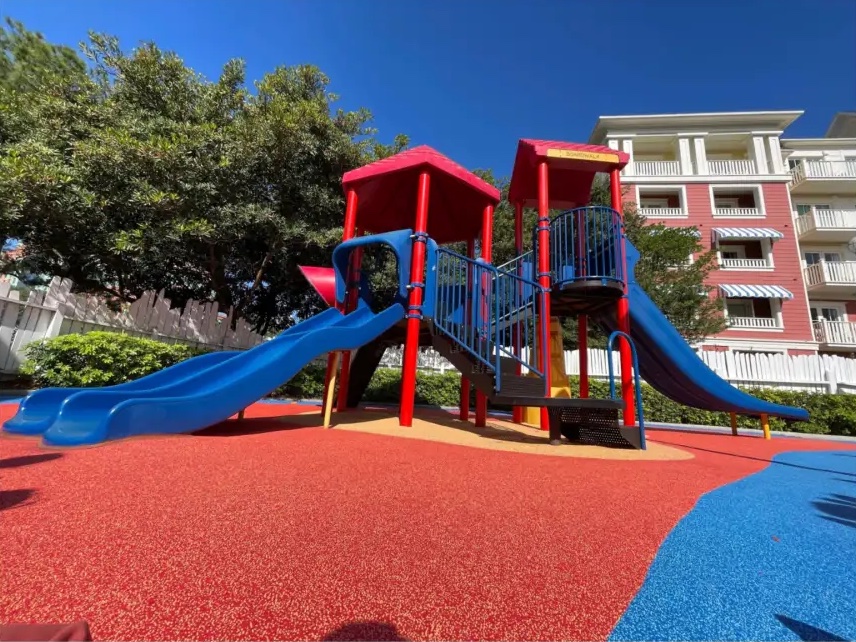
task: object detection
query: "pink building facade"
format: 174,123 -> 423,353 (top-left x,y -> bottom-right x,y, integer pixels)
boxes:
589,111 -> 856,356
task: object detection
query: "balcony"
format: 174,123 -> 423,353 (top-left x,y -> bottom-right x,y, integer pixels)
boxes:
721,258 -> 770,269
708,159 -> 756,176
629,160 -> 681,177
813,320 -> 856,347
713,207 -> 761,218
790,160 -> 856,194
804,261 -> 856,296
795,208 -> 856,242
638,207 -> 685,218
728,317 -> 781,329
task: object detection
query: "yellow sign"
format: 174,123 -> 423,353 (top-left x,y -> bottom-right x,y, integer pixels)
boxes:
546,148 -> 620,164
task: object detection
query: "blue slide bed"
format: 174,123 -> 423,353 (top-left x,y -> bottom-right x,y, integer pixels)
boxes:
610,450 -> 856,641
594,242 -> 808,421
26,302 -> 403,446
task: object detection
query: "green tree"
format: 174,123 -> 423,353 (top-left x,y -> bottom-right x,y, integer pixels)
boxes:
0,20 -> 406,334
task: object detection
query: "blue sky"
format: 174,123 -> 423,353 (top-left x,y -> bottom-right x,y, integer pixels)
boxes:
4,0 -> 854,176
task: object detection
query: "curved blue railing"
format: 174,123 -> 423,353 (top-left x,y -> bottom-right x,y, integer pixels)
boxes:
548,206 -> 624,290
606,330 -> 646,450
432,248 -> 547,395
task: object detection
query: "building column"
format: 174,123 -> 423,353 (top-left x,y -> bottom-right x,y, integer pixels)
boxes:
678,137 -> 694,175
767,136 -> 785,174
692,137 -> 708,175
749,135 -> 769,174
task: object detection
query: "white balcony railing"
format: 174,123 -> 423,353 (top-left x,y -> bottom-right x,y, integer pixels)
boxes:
721,258 -> 771,269
728,316 -> 780,329
791,160 -> 856,183
804,261 -> 856,287
713,207 -> 761,217
638,207 -> 685,218
813,320 -> 856,345
708,159 -> 756,176
630,160 -> 681,177
795,208 -> 856,236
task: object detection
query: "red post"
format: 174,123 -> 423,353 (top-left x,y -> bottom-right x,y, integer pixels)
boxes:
611,168 -> 635,426
460,238 -> 475,421
475,204 -> 494,428
578,315 -> 589,397
512,201 -> 524,423
325,189 -> 359,409
536,161 -> 552,433
399,171 -> 431,427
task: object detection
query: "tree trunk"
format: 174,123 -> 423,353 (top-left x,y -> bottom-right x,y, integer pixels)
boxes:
208,244 -> 233,310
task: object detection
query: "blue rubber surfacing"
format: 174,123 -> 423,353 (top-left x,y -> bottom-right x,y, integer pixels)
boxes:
610,450 -> 856,641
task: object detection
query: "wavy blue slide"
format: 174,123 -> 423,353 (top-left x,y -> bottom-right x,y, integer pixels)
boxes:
594,242 -> 808,421
7,302 -> 403,447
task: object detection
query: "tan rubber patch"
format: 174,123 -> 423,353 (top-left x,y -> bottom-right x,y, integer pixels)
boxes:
279,408 -> 693,461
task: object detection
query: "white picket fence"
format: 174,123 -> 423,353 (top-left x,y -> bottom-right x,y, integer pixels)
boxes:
0,277 -> 264,374
376,346 -> 856,395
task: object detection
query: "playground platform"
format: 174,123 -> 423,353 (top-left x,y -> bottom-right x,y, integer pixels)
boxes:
1,401 -> 854,641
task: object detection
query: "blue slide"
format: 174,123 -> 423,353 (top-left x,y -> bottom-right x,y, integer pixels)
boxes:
594,242 -> 808,421
3,350 -> 239,436
31,302 -> 402,446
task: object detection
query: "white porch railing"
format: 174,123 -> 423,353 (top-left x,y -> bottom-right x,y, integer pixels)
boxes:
727,316 -> 780,329
813,320 -> 856,346
713,207 -> 761,217
630,160 -> 681,176
804,261 -> 856,287
638,207 -> 685,218
795,208 -> 856,236
721,258 -> 770,269
792,160 -> 856,183
708,159 -> 756,175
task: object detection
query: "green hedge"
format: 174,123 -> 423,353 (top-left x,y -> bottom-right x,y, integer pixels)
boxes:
21,332 -> 207,388
20,333 -> 856,438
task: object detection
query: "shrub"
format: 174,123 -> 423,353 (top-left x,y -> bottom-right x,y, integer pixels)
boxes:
22,332 -> 207,388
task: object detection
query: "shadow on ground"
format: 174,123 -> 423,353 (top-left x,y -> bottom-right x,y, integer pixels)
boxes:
322,621 -> 407,641
0,453 -> 62,469
812,493 -> 856,529
776,614 -> 847,641
0,488 -> 35,511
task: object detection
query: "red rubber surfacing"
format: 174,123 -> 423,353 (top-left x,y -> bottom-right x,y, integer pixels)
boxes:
1,403 -> 852,641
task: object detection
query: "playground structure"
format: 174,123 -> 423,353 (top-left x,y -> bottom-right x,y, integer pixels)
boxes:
3,140 -> 809,448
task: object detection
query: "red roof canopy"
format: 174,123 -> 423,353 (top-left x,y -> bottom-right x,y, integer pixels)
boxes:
341,145 -> 500,245
508,139 -> 630,209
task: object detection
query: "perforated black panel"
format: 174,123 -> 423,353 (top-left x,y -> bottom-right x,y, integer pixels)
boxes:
548,405 -> 639,449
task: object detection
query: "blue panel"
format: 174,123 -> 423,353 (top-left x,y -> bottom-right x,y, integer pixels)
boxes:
593,241 -> 808,421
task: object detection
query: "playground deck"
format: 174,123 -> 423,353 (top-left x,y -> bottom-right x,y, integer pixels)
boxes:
1,402 -> 854,641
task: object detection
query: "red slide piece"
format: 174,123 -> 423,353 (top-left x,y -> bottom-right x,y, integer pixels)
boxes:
298,265 -> 336,308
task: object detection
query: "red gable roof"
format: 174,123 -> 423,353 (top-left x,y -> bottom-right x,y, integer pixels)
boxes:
508,139 -> 630,209
341,145 -> 500,245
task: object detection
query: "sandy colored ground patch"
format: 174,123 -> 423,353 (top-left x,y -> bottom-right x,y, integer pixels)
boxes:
279,408 -> 693,460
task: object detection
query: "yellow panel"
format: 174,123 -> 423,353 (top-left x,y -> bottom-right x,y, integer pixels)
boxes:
546,149 -> 620,164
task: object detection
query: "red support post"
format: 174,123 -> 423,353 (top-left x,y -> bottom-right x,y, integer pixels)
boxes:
460,238 -> 475,421
399,171 -> 431,427
336,229 -> 363,412
611,168 -> 635,426
578,315 -> 589,397
325,189 -> 359,410
536,161 -> 553,433
512,201 -> 524,423
475,204 -> 494,428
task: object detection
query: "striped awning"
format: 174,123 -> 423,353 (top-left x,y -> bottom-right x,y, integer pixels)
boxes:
719,284 -> 794,299
713,227 -> 784,240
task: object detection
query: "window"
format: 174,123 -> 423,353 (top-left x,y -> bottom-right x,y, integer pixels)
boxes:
726,299 -> 754,318
805,251 -> 841,265
788,158 -> 803,170
720,245 -> 747,260
811,307 -> 842,322
796,204 -> 829,216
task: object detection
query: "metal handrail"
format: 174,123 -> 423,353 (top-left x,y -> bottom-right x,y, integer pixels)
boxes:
606,330 -> 646,450
548,206 -> 625,289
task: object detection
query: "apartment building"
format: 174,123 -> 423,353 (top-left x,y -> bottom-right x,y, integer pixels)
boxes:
588,110 -> 856,357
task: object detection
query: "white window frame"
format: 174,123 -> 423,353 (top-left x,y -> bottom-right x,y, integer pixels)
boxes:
634,184 -> 688,217
715,237 -> 774,270
809,302 -> 846,323
709,184 -> 766,218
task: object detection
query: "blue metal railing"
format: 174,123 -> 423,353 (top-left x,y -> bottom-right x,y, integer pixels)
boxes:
549,206 -> 624,289
606,330 -> 646,450
433,248 -> 547,395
